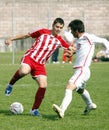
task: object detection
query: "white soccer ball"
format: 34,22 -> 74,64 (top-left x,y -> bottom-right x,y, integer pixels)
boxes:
10,102 -> 24,114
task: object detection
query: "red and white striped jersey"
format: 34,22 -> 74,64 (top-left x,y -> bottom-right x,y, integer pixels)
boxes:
25,28 -> 69,64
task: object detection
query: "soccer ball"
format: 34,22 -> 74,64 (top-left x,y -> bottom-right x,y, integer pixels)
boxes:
10,102 -> 24,114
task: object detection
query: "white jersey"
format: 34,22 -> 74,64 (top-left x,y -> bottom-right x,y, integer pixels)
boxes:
74,33 -> 109,68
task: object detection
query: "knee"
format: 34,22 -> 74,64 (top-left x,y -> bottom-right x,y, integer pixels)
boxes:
41,82 -> 47,88
77,88 -> 84,94
36,76 -> 47,88
19,66 -> 30,76
19,64 -> 30,76
39,79 -> 47,88
19,69 -> 28,76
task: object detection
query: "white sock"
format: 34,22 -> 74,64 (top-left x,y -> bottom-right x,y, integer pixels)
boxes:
81,89 -> 92,106
60,89 -> 72,113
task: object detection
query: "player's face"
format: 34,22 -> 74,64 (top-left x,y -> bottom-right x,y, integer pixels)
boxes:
52,23 -> 64,36
71,30 -> 78,38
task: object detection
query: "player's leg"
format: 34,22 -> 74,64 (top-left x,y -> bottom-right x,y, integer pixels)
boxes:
76,67 -> 97,114
68,56 -> 72,63
53,68 -> 82,118
5,63 -> 31,96
30,75 -> 47,116
53,82 -> 76,118
52,48 -> 59,63
77,88 -> 97,114
30,64 -> 47,116
53,68 -> 83,118
62,50 -> 67,63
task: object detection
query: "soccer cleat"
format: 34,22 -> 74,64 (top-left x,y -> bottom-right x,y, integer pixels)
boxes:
62,61 -> 65,63
69,61 -> 72,64
84,103 -> 97,115
52,104 -> 64,118
30,109 -> 40,116
5,85 -> 13,96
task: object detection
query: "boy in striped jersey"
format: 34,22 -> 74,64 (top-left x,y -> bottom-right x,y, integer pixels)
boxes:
5,18 -> 75,116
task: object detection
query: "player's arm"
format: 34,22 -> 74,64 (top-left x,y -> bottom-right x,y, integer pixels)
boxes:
93,35 -> 109,51
5,33 -> 30,46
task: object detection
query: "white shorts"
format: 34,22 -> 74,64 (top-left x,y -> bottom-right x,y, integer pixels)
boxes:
69,67 -> 90,91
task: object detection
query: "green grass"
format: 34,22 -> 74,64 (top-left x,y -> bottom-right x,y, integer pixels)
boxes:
0,52 -> 109,130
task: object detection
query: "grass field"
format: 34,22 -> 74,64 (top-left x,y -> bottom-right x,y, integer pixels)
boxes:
0,52 -> 109,130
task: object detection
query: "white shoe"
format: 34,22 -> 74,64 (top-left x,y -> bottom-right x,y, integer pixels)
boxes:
84,103 -> 97,115
52,104 -> 64,118
55,61 -> 60,64
52,61 -> 60,64
69,61 -> 72,64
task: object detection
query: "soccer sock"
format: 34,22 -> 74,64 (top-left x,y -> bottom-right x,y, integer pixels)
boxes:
9,70 -> 23,85
32,87 -> 46,110
62,55 -> 66,62
68,56 -> 72,62
62,50 -> 67,62
81,89 -> 92,106
60,89 -> 72,113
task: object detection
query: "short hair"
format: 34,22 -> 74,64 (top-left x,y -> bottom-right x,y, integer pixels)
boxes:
68,19 -> 85,33
52,17 -> 64,26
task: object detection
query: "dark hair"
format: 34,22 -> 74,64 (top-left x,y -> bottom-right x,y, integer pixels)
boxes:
52,17 -> 64,26
68,19 -> 85,33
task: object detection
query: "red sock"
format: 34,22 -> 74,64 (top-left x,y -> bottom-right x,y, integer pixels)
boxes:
68,56 -> 72,62
62,50 -> 67,62
9,70 -> 23,85
32,87 -> 46,110
62,55 -> 66,62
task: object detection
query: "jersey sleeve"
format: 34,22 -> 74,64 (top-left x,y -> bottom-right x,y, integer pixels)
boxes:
92,34 -> 109,51
28,28 -> 50,38
28,29 -> 40,38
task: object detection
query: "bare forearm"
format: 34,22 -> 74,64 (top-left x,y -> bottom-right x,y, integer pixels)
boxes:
10,34 -> 30,41
5,34 -> 30,45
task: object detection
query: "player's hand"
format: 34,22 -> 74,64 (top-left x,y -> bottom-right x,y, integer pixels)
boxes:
5,38 -> 12,45
64,46 -> 76,57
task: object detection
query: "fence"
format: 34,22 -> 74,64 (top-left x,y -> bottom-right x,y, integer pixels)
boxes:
0,0 -> 109,64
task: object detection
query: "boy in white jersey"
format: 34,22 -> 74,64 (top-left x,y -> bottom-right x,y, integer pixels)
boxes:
5,18 -> 74,116
53,19 -> 109,118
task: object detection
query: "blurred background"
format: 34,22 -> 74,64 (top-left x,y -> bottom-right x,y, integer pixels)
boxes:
0,0 -> 109,63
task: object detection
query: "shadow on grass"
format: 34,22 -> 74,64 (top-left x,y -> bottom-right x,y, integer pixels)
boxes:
42,114 -> 60,120
22,113 -> 60,120
0,109 -> 60,120
0,109 -> 27,116
0,109 -> 13,116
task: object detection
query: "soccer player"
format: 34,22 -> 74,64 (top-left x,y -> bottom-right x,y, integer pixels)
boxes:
52,19 -> 109,118
5,17 -> 74,116
92,45 -> 109,62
